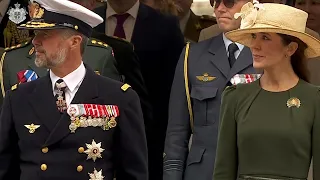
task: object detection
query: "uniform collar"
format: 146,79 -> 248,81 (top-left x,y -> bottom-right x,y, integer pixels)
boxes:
222,33 -> 244,53
106,0 -> 140,19
50,62 -> 86,92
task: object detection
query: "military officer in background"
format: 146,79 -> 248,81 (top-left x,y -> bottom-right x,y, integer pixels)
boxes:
0,0 -> 148,179
0,35 -> 119,97
74,0 -> 153,137
0,0 -> 33,48
163,0 -> 257,179
175,0 -> 217,42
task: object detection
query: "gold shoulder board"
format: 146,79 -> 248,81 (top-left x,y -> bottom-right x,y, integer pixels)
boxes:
121,84 -> 131,92
89,39 -> 109,48
11,84 -> 18,91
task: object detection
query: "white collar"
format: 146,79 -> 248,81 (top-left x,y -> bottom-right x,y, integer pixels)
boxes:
50,62 -> 86,92
106,0 -> 140,19
222,33 -> 244,53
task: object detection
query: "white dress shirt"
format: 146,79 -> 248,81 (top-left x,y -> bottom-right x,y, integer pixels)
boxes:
50,62 -> 86,106
222,33 -> 244,59
0,0 -> 10,23
105,0 -> 140,41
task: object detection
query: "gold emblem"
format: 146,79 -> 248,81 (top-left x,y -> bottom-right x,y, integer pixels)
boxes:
11,84 -> 18,90
287,97 -> 301,108
89,168 -> 104,180
24,123 -> 40,133
196,73 -> 216,82
195,22 -> 202,30
29,2 -> 44,19
94,71 -> 100,75
107,117 -> 117,128
29,47 -> 35,55
84,140 -> 105,162
121,84 -> 131,92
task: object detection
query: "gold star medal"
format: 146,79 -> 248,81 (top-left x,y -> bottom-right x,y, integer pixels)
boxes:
24,123 -> 40,133
88,168 -> 104,180
287,97 -> 301,108
84,140 -> 105,162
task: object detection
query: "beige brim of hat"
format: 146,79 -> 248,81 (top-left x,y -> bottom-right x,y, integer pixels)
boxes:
225,24 -> 320,58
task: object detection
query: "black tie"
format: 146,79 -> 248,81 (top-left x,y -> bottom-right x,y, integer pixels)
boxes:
228,43 -> 239,68
55,79 -> 67,113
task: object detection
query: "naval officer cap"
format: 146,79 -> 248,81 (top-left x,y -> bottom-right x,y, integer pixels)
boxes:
18,0 -> 103,37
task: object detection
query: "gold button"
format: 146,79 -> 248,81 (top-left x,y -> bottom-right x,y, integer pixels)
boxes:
77,165 -> 83,172
42,147 -> 49,153
78,147 -> 85,153
41,164 -> 47,171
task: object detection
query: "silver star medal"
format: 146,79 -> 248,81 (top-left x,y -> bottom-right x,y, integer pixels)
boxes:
7,3 -> 28,24
84,140 -> 105,162
89,168 -> 104,180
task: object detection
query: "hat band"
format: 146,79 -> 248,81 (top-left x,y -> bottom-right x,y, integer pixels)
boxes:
42,10 -> 93,37
248,19 -> 306,33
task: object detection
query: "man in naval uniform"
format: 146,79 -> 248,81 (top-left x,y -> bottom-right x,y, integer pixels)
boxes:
0,0 -> 148,179
0,0 -> 151,132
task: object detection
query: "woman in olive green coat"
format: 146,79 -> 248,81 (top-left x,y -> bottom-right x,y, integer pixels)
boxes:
213,2 -> 320,180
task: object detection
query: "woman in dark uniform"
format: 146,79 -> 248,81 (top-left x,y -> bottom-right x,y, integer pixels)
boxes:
213,2 -> 320,180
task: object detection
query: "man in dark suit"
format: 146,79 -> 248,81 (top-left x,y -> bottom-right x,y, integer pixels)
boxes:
0,0 -> 148,179
163,0 -> 257,179
0,0 -> 32,48
93,0 -> 185,179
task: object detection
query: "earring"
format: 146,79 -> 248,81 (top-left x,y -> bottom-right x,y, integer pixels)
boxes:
285,54 -> 288,58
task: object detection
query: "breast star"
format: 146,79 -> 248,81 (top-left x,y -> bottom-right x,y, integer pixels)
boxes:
88,168 -> 104,180
84,139 -> 105,162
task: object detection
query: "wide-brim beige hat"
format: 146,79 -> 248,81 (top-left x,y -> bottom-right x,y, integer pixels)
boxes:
225,2 -> 320,58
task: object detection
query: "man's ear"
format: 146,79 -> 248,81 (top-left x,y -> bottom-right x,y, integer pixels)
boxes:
69,35 -> 83,51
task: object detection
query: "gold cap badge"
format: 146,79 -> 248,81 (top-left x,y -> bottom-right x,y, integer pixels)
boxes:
29,2 -> 44,19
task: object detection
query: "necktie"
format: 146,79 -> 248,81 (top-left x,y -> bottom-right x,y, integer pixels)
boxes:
55,79 -> 67,113
113,13 -> 130,39
228,43 -> 239,68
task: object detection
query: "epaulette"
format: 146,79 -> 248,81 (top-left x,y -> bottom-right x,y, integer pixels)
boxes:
4,38 -> 32,52
121,83 -> 131,92
11,84 -> 18,91
200,15 -> 216,21
88,38 -> 109,48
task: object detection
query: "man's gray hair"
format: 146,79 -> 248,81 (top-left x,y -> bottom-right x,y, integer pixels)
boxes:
61,29 -> 89,55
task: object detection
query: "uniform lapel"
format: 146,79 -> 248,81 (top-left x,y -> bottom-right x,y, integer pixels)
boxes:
208,34 -> 230,78
44,67 -> 100,147
228,47 -> 253,80
27,74 -> 61,133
